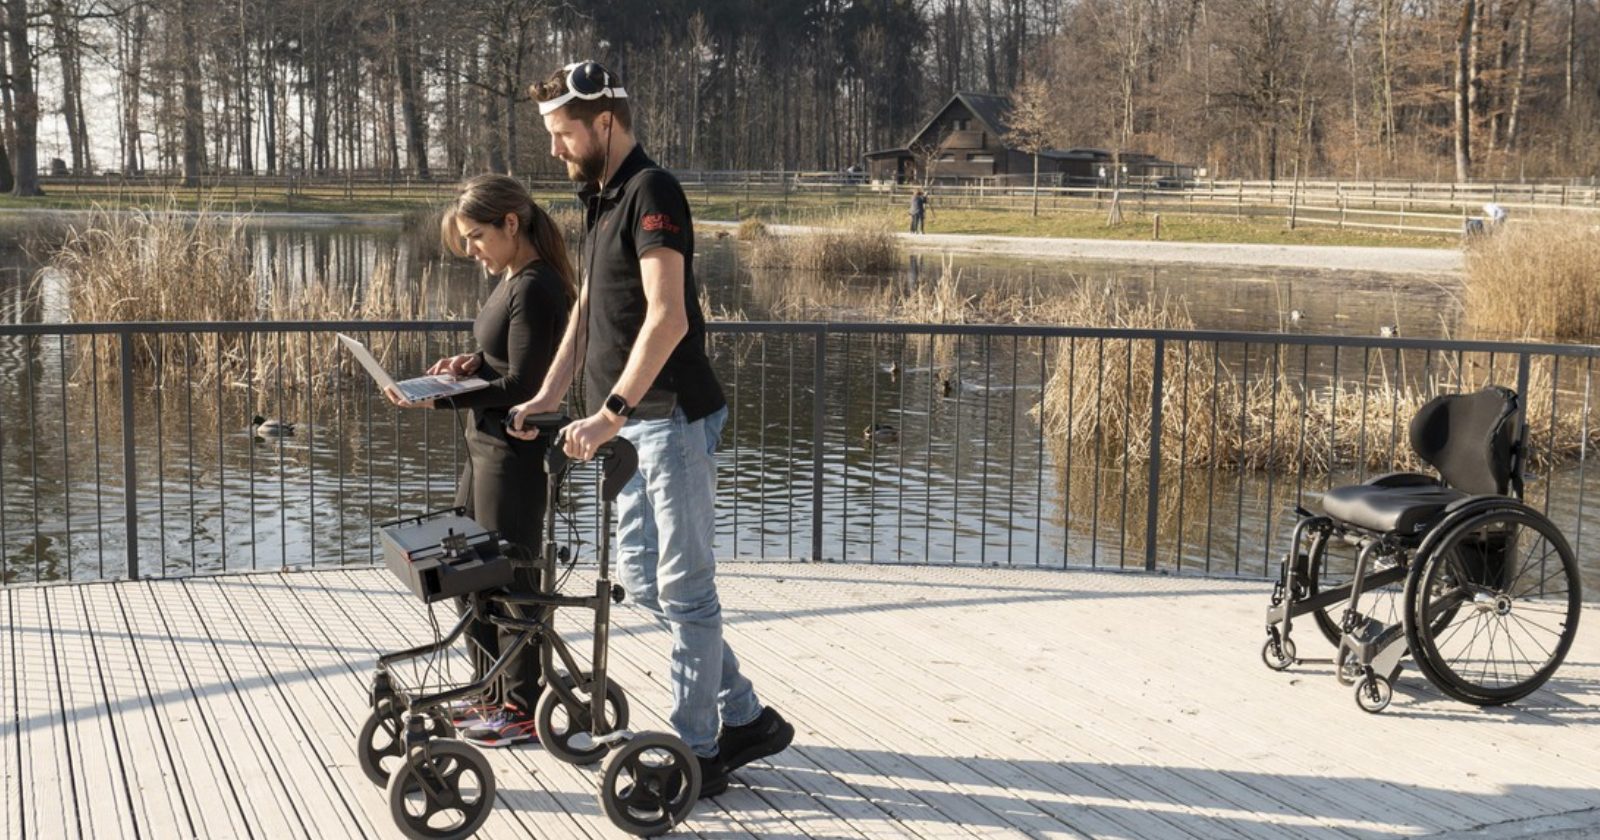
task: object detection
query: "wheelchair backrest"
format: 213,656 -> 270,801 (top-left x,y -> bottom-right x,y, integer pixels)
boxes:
1407,386 -> 1521,496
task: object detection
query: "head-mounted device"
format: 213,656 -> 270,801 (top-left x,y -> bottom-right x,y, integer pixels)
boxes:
539,61 -> 627,116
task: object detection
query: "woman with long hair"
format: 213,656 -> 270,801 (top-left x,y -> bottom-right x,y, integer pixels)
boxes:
387,173 -> 576,747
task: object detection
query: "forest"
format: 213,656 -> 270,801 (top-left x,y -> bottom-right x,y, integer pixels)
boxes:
1,0 -> 1597,194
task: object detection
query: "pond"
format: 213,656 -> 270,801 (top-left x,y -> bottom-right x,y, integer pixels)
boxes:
3,216 -> 1592,605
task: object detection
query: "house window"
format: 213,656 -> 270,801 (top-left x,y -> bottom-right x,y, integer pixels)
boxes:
938,154 -> 956,162
953,119 -> 968,131
969,154 -> 994,163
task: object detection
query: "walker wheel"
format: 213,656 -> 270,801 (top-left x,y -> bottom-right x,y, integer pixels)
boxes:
1260,636 -> 1296,671
1355,674 -> 1393,714
386,739 -> 495,840
536,672 -> 631,766
358,700 -> 455,786
600,732 -> 701,836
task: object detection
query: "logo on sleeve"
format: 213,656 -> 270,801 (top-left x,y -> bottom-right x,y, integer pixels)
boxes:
641,212 -> 680,234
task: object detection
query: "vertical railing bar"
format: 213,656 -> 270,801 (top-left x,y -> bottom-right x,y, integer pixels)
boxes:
57,334 -> 72,579
924,334 -> 935,563
1064,337 -> 1076,568
1358,347 -> 1370,485
1327,344 -> 1340,494
276,330 -> 288,569
1235,343 -> 1248,575
1205,346 -> 1220,574
980,333 -> 992,567
26,335 -> 42,580
1091,338 -> 1103,568
215,333 -> 226,572
421,329 -> 430,513
951,334 -> 964,563
896,333 -> 907,562
1544,355 -> 1558,519
1174,340 -> 1191,573
866,332 -> 876,564
184,333 -> 197,574
1387,346 -> 1401,467
1263,344 -> 1281,575
1035,336 -> 1047,568
758,336 -> 768,561
1295,343 -> 1310,505
841,332 -> 852,561
1575,356 -> 1592,560
810,326 -> 825,563
306,329 -> 316,568
336,328 -> 346,564
1007,334 -> 1019,568
247,330 -> 258,570
732,330 -> 742,559
390,333 -> 402,530
1515,353 -> 1532,479
155,334 -> 166,571
91,335 -> 104,576
119,331 -> 140,581
366,328 -> 376,564
786,333 -> 795,560
1143,338 -> 1164,573
1120,338 -> 1132,570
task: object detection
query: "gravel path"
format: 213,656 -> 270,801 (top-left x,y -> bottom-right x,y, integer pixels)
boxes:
736,222 -> 1464,275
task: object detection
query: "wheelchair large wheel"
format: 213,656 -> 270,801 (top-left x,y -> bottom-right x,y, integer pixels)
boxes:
536,672 -> 631,766
1405,508 -> 1582,706
600,732 -> 701,836
358,699 -> 455,786
385,739 -> 495,840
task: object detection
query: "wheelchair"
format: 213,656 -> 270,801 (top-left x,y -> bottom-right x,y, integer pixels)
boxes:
1263,386 -> 1583,713
356,415 -> 702,839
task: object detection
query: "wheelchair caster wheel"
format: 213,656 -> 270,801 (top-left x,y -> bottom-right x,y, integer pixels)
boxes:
600,732 -> 701,836
537,672 -> 631,766
358,699 -> 455,786
386,739 -> 495,840
1355,674 -> 1393,714
1261,637 -> 1296,671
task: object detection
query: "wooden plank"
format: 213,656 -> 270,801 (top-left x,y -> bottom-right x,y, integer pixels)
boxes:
267,569 -> 573,840
2,589 -> 21,840
10,586 -> 79,839
74,583 -> 192,838
43,585 -> 136,839
109,581 -> 256,838
139,578 -> 327,837
185,576 -> 381,839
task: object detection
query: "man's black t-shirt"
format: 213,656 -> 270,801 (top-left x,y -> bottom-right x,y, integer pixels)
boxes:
578,144 -> 724,421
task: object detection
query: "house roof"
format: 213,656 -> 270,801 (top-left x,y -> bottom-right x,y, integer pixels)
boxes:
906,92 -> 1016,149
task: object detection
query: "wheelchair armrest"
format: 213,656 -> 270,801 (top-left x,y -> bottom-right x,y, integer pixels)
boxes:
1363,472 -> 1439,488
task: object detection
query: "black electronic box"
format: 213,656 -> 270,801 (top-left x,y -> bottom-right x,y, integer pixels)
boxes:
378,509 -> 514,603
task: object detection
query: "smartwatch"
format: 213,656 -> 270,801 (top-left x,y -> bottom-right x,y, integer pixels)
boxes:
604,393 -> 636,418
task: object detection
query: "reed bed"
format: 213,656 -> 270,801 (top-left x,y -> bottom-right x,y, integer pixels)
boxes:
746,218 -> 901,274
1464,222 -> 1600,341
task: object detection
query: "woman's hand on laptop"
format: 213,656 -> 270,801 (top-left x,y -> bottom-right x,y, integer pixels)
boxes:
383,385 -> 434,410
427,353 -> 481,379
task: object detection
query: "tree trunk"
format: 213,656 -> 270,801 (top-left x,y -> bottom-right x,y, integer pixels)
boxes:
121,7 -> 146,174
179,0 -> 204,187
1566,0 -> 1577,112
263,42 -> 277,173
392,8 -> 429,178
1505,0 -> 1536,150
49,2 -> 82,172
0,29 -> 13,192
236,0 -> 253,173
8,0 -> 42,195
1455,0 -> 1476,182
1031,152 -> 1039,217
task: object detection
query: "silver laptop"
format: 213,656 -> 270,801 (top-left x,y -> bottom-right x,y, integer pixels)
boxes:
337,333 -> 490,403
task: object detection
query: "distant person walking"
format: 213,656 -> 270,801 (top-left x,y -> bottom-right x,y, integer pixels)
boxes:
909,188 -> 927,234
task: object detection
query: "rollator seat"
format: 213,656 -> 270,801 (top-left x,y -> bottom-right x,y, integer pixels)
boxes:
1321,481 -> 1467,534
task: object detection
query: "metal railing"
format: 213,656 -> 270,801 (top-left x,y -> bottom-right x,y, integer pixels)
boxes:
3,320 -> 1599,587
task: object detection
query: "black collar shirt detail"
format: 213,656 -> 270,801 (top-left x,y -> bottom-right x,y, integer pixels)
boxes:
440,260 -> 571,416
577,143 -> 724,421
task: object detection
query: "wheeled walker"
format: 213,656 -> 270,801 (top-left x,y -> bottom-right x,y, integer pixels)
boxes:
356,415 -> 702,838
1263,386 -> 1582,713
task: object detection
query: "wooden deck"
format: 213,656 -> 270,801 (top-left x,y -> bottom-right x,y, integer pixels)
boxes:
3,562 -> 1599,840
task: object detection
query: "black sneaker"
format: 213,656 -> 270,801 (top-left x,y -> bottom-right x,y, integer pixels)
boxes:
696,753 -> 729,799
460,705 -> 539,748
716,707 -> 794,773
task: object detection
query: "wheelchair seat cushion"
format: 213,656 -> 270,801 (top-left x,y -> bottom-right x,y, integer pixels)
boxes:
1321,482 -> 1469,534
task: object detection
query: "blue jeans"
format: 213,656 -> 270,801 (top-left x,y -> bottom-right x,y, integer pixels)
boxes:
614,405 -> 761,756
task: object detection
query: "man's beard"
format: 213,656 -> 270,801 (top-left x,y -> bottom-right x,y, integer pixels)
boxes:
566,146 -> 607,184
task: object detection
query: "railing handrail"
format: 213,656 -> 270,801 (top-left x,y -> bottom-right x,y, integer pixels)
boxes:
9,319 -> 1600,361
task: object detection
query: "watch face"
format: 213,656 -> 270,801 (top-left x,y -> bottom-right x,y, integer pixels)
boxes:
606,394 -> 629,415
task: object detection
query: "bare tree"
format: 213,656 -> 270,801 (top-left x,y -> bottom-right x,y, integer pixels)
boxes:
1005,77 -> 1055,216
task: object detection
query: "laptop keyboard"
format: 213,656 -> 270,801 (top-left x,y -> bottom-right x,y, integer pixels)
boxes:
398,380 -> 437,402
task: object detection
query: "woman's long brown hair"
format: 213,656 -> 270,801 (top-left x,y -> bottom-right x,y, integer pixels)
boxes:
440,173 -> 577,304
